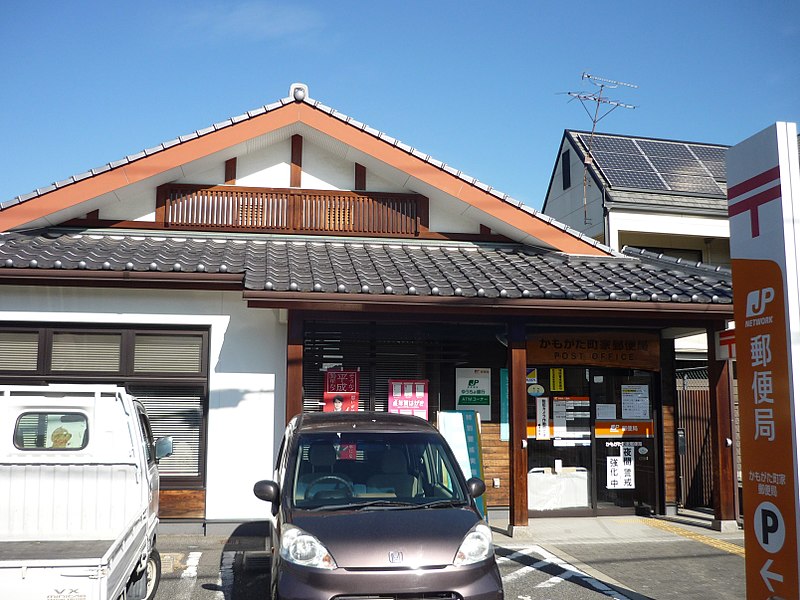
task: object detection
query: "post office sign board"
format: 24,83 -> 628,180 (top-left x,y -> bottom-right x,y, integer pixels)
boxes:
728,122 -> 800,598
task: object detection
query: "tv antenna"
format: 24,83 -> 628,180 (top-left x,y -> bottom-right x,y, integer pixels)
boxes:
566,72 -> 637,225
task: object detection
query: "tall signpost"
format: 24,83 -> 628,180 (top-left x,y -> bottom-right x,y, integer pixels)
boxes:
727,122 -> 800,598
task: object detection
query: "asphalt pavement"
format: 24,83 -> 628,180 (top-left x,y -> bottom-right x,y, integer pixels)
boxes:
154,509 -> 746,600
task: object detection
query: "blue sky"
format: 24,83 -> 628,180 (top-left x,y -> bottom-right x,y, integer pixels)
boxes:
1,1 -> 798,210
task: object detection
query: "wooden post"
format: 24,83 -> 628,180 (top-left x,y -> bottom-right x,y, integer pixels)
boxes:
224,158 -> 237,184
354,163 -> 366,191
707,323 -> 737,524
291,135 -> 303,188
507,320 -> 529,529
286,311 -> 304,424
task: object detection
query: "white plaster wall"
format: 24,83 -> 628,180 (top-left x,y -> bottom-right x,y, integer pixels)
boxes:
365,168 -> 403,193
301,140 -> 352,190
100,188 -> 157,221
543,144 -> 604,239
608,210 -> 730,250
0,286 -> 286,521
237,140 -> 292,188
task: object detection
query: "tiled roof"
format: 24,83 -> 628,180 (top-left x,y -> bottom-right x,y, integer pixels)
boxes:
0,229 -> 733,304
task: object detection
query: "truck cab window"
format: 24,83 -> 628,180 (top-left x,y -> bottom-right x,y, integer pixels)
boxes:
14,412 -> 88,450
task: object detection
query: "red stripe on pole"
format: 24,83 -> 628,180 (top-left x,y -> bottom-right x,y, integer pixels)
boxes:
728,165 -> 781,200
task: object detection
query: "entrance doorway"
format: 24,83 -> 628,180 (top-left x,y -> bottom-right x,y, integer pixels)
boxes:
526,367 -> 659,516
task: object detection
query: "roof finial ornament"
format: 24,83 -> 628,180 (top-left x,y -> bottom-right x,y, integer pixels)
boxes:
290,83 -> 308,102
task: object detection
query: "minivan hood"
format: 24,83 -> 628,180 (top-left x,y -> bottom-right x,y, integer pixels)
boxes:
291,507 -> 481,568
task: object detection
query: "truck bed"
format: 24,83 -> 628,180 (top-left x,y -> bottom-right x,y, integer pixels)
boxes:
0,539 -> 115,566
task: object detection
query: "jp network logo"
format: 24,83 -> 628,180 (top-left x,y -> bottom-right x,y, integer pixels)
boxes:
745,287 -> 775,327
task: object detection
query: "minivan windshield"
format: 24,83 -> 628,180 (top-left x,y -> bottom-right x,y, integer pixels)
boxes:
290,431 -> 468,510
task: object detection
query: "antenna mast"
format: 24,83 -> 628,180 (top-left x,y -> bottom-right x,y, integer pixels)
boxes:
567,72 -> 637,225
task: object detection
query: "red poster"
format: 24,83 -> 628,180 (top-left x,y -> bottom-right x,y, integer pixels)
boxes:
324,370 -> 359,412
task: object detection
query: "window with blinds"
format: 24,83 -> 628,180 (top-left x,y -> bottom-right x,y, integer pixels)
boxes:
134,334 -> 204,373
302,321 -> 506,418
51,332 -> 122,372
131,385 -> 205,483
0,332 -> 38,371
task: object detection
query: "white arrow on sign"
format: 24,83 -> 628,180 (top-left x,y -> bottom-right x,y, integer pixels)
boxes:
760,559 -> 784,592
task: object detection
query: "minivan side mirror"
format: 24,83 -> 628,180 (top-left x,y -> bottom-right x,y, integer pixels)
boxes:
466,477 -> 486,499
155,436 -> 173,463
254,479 -> 280,503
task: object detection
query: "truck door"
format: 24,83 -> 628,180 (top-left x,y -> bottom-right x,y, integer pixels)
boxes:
135,404 -> 160,520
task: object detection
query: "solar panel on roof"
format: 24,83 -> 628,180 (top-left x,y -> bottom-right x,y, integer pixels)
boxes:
579,134 -> 638,154
592,151 -> 654,172
688,145 -> 726,162
603,169 -> 668,190
703,162 -> 726,179
575,132 -> 728,194
660,173 -> 724,195
636,140 -> 695,160
649,155 -> 709,176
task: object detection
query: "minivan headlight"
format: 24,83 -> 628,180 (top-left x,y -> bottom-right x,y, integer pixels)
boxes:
280,525 -> 337,569
454,523 -> 494,566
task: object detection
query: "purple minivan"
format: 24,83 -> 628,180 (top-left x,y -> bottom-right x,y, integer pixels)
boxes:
254,411 -> 503,600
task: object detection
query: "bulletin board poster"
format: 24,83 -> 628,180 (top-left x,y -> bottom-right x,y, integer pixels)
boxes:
535,397 -> 551,440
456,368 -> 491,421
606,442 -> 636,489
621,384 -> 650,419
324,370 -> 359,412
388,380 -> 429,420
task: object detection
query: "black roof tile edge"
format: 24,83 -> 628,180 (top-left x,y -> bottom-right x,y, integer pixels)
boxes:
621,245 -> 732,276
3,86 -> 616,259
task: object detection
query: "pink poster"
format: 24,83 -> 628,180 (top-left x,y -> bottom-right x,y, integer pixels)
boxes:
388,379 -> 429,420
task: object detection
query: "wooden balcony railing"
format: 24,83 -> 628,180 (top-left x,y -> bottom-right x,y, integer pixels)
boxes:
156,184 -> 429,237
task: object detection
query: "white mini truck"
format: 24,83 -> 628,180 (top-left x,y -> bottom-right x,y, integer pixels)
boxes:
0,385 -> 173,600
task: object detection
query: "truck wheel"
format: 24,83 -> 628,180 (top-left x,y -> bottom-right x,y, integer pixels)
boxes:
144,549 -> 162,600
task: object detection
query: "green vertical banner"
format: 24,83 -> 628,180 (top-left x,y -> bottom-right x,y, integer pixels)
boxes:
500,368 -> 509,441
437,410 -> 486,518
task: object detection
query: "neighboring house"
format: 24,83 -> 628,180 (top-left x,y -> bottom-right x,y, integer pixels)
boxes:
541,130 -> 743,513
542,130 -> 730,267
543,130 -> 733,367
0,84 -> 738,532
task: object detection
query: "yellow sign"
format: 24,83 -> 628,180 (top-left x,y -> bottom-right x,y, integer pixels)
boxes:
549,368 -> 564,392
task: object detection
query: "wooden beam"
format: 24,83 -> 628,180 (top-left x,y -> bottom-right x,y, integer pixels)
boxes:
707,323 -> 737,522
291,134 -> 303,188
507,320 -> 529,528
354,163 -> 366,191
286,310 -> 304,423
224,158 -> 237,184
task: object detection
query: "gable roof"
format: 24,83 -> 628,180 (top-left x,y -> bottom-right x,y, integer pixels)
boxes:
543,130 -> 729,216
0,85 -> 608,256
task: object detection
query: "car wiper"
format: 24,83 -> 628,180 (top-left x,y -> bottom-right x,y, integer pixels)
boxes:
305,499 -> 416,512
412,499 -> 468,509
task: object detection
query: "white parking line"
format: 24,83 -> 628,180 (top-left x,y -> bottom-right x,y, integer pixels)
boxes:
499,545 -> 633,600
180,551 -> 202,579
